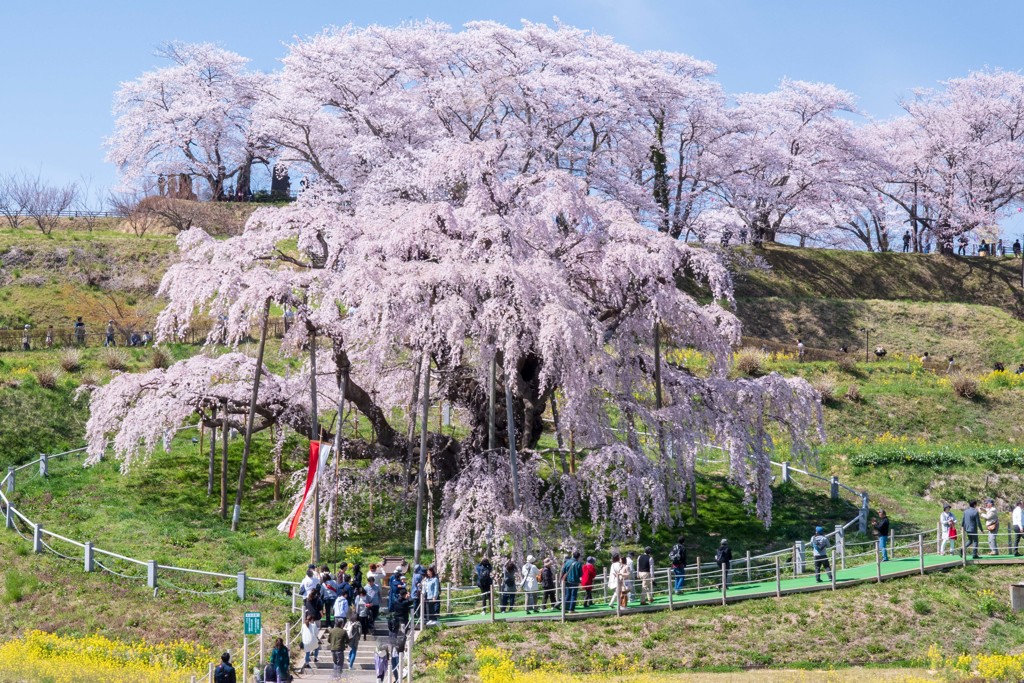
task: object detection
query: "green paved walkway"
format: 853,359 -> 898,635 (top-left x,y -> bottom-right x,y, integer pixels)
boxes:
438,553 -> 1019,626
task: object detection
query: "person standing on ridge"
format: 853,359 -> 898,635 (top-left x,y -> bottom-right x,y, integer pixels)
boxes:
902,230 -> 912,252
963,500 -> 981,559
873,510 -> 890,561
810,526 -> 833,583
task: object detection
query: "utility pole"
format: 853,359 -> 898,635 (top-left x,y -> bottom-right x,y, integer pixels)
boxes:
232,300 -> 271,531
309,326 -> 320,564
413,353 -> 431,564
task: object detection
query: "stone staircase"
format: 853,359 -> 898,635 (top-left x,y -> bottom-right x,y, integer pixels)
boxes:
291,622 -> 393,682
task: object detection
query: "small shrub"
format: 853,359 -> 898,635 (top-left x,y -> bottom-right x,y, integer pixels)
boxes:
849,445 -> 967,468
949,372 -> 979,399
844,382 -> 861,402
34,367 -> 62,389
59,348 -> 82,372
733,347 -> 769,376
150,346 -> 172,370
811,375 -> 837,403
836,356 -> 858,374
3,569 -> 37,604
101,347 -> 131,371
912,598 -> 932,615
80,372 -> 101,387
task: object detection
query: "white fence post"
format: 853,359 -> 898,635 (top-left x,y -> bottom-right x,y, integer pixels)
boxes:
834,524 -> 845,569
745,551 -> 751,582
830,476 -> 839,501
39,454 -> 48,478
147,561 -> 158,590
794,542 -> 805,575
781,461 -> 791,483
84,541 -> 94,572
237,571 -> 247,601
6,467 -> 13,494
33,523 -> 43,553
4,503 -> 12,530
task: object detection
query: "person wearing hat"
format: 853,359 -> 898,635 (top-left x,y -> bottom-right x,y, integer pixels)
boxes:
940,504 -> 958,555
714,539 -> 733,587
636,546 -> 655,605
540,558 -> 557,610
21,324 -> 30,351
809,527 -> 833,583
520,554 -> 539,614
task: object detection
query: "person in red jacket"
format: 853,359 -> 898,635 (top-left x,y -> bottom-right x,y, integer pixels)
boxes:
580,556 -> 597,608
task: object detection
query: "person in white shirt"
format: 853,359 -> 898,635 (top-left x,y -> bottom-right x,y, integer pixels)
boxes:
625,551 -> 636,603
940,504 -> 958,555
300,567 -> 320,597
607,554 -> 622,608
981,499 -> 1000,555
1013,501 -> 1024,557
520,555 -> 539,615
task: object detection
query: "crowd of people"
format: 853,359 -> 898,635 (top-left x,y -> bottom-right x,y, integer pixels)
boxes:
7,317 -> 152,351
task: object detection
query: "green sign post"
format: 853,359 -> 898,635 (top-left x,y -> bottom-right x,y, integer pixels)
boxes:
244,611 -> 262,635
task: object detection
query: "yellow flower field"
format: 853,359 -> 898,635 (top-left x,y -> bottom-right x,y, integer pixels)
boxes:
0,630 -> 210,683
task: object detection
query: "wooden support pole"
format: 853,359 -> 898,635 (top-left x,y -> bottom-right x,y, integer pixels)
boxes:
830,550 -> 836,591
721,564 -> 727,605
667,568 -> 675,609
696,557 -> 701,590
775,556 -> 781,597
875,541 -> 882,583
919,533 -> 925,575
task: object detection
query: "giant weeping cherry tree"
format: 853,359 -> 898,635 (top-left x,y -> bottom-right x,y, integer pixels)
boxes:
85,21 -> 823,577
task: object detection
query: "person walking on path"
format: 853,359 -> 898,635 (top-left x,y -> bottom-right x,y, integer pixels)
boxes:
607,553 -> 622,608
300,614 -> 320,670
1013,501 -> 1024,556
670,536 -> 687,593
269,638 -> 290,683
982,499 -> 1000,555
902,230 -> 911,253
715,539 -> 733,587
940,504 -> 958,555
355,588 -> 370,635
374,643 -> 389,683
540,558 -> 558,611
797,339 -> 805,362
810,527 -> 834,583
636,546 -> 655,605
500,559 -> 517,613
328,620 -> 349,674
521,555 -> 539,614
477,558 -> 493,614
321,572 -> 339,628
963,500 -> 981,559
21,325 -> 30,351
561,550 -> 583,613
104,320 -> 116,347
873,510 -> 890,561
346,615 -> 362,670
365,575 -> 381,627
581,556 -> 597,608
213,652 -> 236,683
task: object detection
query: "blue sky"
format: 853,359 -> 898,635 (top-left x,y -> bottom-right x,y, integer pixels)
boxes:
3,1 -> 1024,197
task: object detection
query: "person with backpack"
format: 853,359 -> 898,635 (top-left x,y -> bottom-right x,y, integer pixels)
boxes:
304,586 -> 324,624
374,642 -> 389,683
715,539 -> 733,587
499,559 -> 517,613
669,536 -> 687,593
809,527 -> 833,583
873,510 -> 890,561
636,546 -> 655,605
540,558 -> 558,610
561,550 -> 583,613
321,572 -> 340,628
940,504 -> 958,555
387,568 -> 404,612
328,619 -> 349,674
268,638 -> 290,683
213,652 -> 236,683
520,554 -> 539,614
346,614 -> 362,670
580,556 -> 597,608
477,557 -> 493,613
